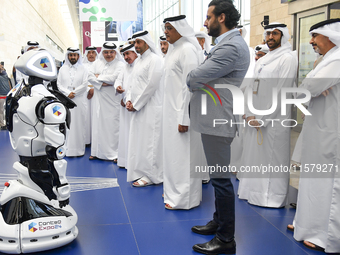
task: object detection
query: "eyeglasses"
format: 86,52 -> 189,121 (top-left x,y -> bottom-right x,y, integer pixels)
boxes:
266,31 -> 281,37
103,51 -> 115,55
164,26 -> 173,31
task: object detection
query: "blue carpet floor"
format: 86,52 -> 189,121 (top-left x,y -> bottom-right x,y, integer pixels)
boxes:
0,130 -> 330,255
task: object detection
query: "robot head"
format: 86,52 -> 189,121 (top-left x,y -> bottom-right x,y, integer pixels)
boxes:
15,49 -> 57,81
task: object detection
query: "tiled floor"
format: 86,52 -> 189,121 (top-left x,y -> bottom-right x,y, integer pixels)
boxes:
0,130 -> 331,255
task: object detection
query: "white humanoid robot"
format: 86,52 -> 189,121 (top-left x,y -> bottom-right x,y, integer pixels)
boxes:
0,49 -> 78,254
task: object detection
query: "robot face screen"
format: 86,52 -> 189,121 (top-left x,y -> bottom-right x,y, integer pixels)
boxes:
15,49 -> 57,81
28,52 -> 54,73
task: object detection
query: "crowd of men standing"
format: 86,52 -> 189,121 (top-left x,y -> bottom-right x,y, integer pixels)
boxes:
10,0 -> 340,253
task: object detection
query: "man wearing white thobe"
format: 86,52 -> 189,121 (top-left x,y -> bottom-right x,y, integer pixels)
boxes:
162,15 -> 203,210
290,44 -> 323,167
57,47 -> 88,156
254,44 -> 269,61
195,31 -> 211,63
230,26 -> 257,178
88,42 -> 124,161
238,23 -> 298,208
237,25 -> 256,80
125,31 -> 164,186
159,35 -> 169,57
82,46 -> 98,146
194,30 -> 211,184
233,43 -> 269,180
115,44 -> 138,168
292,19 -> 340,253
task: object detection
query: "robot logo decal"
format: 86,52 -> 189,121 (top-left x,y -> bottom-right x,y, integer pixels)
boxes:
29,222 -> 38,233
11,83 -> 21,93
53,106 -> 62,117
40,58 -> 50,68
58,148 -> 64,155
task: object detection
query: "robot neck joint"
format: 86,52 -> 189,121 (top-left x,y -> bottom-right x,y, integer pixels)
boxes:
28,76 -> 44,86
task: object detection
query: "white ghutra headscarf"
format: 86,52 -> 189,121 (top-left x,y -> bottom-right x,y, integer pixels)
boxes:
64,47 -> 82,66
195,31 -> 211,53
258,22 -> 296,66
307,19 -> 340,78
255,44 -> 269,54
98,42 -> 124,63
83,46 -> 98,64
309,19 -> 340,47
120,43 -> 138,55
24,41 -> 41,53
131,30 -> 162,56
162,15 -> 202,55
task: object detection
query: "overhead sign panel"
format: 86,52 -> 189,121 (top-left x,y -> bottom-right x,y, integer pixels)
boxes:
79,0 -> 137,22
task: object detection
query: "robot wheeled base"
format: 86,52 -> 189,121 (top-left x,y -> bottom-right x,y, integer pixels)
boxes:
0,179 -> 78,254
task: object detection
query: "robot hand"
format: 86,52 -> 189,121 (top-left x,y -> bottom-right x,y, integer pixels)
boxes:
59,198 -> 70,208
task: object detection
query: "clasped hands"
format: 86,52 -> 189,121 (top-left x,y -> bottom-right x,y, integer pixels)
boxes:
321,87 -> 333,97
68,92 -> 75,99
125,101 -> 136,112
246,116 -> 261,131
116,86 -> 125,94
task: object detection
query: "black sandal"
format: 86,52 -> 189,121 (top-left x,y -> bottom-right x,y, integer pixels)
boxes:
287,224 -> 294,232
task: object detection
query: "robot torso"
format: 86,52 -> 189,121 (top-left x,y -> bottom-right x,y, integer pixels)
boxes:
6,83 -> 67,157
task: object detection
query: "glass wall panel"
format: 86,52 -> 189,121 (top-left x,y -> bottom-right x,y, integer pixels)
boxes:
330,2 -> 340,18
298,13 -> 325,84
295,9 -> 326,126
143,0 -> 250,45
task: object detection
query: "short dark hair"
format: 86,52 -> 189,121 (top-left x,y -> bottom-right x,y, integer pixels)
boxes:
208,0 -> 240,29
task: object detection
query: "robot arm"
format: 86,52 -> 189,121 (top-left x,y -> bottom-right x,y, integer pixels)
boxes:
36,98 -> 71,207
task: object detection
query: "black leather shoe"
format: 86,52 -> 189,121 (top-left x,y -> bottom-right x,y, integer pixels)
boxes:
191,220 -> 218,235
193,236 -> 236,254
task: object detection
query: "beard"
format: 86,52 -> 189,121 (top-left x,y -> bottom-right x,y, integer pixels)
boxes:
125,58 -> 131,64
208,20 -> 221,37
135,45 -> 147,55
266,39 -> 281,50
69,58 -> 78,65
311,44 -> 320,54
